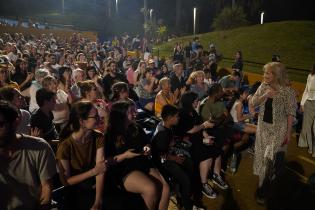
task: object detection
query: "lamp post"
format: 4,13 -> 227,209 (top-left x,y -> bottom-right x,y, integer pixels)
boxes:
62,0 -> 65,14
193,7 -> 197,37
150,9 -> 153,22
116,0 -> 119,15
260,11 -> 264,24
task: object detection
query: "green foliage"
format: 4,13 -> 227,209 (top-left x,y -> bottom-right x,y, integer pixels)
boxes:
212,6 -> 249,31
157,25 -> 167,37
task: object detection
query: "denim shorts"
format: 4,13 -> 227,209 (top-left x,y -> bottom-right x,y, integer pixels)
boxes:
138,97 -> 155,109
232,122 -> 246,132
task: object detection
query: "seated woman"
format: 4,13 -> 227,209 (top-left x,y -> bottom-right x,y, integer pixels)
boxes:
105,101 -> 170,210
137,68 -> 159,112
29,69 -> 49,113
78,80 -> 109,133
41,75 -> 70,131
155,77 -> 177,118
174,92 -> 228,197
229,87 -> 257,173
0,86 -> 31,135
57,101 -> 106,210
11,58 -> 33,97
189,70 -> 209,100
230,87 -> 257,135
111,81 -> 130,103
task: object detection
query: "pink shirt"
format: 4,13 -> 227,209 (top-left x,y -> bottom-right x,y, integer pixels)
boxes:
126,67 -> 135,85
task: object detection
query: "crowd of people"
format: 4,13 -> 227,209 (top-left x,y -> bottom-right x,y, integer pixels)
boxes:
0,30 -> 313,210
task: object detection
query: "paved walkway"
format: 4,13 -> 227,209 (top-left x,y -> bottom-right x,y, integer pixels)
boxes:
168,136 -> 315,210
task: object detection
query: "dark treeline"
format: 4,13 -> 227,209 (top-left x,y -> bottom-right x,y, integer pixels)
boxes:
0,0 -> 314,34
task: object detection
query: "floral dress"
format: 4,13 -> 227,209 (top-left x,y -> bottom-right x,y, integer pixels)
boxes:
251,83 -> 296,180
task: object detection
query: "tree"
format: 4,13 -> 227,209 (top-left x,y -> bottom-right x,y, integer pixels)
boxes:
212,6 -> 249,30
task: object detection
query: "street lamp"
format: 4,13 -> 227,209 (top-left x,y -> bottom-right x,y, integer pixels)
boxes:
260,11 -> 264,24
62,0 -> 65,14
116,0 -> 119,15
150,9 -> 153,22
193,7 -> 197,37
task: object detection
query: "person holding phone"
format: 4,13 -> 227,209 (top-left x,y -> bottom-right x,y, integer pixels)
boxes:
250,62 -> 297,205
105,101 -> 170,210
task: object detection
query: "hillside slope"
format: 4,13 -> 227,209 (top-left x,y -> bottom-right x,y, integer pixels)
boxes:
155,21 -> 315,82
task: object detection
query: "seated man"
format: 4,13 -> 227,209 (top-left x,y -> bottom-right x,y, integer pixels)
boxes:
218,70 -> 240,95
151,104 -> 195,210
200,84 -> 234,153
31,88 -> 58,142
0,100 -> 57,210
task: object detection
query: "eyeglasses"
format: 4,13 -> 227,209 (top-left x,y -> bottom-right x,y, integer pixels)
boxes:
87,115 -> 100,120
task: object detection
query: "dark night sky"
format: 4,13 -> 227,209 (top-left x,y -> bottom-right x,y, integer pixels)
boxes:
0,0 -> 314,33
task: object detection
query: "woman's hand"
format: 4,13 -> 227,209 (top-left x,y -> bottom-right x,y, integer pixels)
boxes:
264,88 -> 278,99
203,121 -> 215,129
26,72 -> 34,81
124,149 -> 141,159
93,160 -> 107,176
281,134 -> 291,146
142,146 -> 151,156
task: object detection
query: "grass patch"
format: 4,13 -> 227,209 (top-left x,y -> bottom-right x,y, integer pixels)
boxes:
155,21 -> 315,83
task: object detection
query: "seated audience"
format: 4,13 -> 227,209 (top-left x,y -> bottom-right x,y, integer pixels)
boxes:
155,77 -> 177,118
137,68 -> 159,111
0,100 -> 57,210
57,101 -> 106,210
30,88 -> 58,142
78,80 -> 109,132
218,70 -> 241,96
105,101 -> 170,210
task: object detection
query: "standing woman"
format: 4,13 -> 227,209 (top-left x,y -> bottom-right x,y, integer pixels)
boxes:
57,101 -> 106,210
298,64 -> 315,157
250,62 -> 297,204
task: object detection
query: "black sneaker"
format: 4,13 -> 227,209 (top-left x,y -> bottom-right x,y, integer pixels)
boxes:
255,188 -> 266,205
202,183 -> 217,199
212,173 -> 229,190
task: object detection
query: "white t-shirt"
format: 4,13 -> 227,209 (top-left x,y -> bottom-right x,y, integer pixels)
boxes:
230,100 -> 242,123
53,89 -> 69,124
29,82 -> 41,113
301,74 -> 315,106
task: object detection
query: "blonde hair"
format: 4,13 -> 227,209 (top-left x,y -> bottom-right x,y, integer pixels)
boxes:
41,75 -> 57,89
263,62 -> 288,87
187,70 -> 205,84
159,77 -> 170,88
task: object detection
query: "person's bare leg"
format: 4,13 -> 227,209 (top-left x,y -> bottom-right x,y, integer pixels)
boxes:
124,171 -> 158,210
199,158 -> 212,184
149,168 -> 170,210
